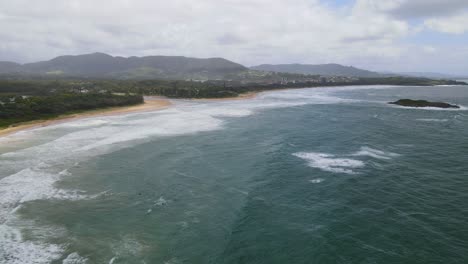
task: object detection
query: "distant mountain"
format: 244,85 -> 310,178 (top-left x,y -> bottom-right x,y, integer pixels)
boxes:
0,61 -> 21,73
250,63 -> 381,77
0,53 -> 247,80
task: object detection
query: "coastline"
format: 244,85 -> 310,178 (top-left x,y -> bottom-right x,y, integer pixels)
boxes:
192,91 -> 259,101
0,92 -> 261,139
0,96 -> 172,138
3,81 -> 461,139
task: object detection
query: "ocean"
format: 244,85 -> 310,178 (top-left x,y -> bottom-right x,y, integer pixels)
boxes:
1,85 -> 467,264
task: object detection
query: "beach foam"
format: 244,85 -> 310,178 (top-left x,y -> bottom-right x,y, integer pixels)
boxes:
0,166 -> 94,264
0,224 -> 63,264
257,90 -> 357,105
0,168 -> 88,222
58,119 -> 110,128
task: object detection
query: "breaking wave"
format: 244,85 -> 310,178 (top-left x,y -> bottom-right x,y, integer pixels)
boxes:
416,118 -> 449,122
352,147 -> 400,160
294,152 -> 365,174
294,147 -> 400,174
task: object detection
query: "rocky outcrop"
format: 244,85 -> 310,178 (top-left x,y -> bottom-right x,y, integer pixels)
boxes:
389,99 -> 460,109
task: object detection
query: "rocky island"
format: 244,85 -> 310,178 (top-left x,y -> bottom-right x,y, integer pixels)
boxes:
389,99 -> 460,109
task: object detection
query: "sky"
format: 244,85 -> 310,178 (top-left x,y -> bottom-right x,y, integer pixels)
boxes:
0,0 -> 467,75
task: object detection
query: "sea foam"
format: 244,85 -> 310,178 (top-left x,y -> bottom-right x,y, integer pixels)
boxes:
295,147 -> 400,174
0,166 -> 93,264
309,178 -> 325,184
0,224 -> 63,264
352,147 -> 400,160
293,152 -> 365,174
62,252 -> 88,264
416,118 -> 449,122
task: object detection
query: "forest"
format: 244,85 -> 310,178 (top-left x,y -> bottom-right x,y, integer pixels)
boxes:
0,92 -> 143,127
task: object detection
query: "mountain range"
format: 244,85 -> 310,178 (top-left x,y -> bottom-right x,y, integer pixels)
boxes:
0,53 -> 247,80
0,53 -> 464,80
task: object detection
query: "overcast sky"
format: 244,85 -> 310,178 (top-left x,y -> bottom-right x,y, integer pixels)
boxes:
1,0 -> 467,74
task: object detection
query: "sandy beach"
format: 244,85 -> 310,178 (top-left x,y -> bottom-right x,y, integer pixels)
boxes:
0,96 -> 172,138
0,92 -> 260,139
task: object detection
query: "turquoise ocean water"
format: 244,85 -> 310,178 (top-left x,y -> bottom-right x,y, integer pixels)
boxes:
1,85 -> 467,263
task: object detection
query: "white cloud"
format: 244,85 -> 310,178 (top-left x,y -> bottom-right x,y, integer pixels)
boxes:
0,0 -> 409,64
424,12 -> 468,34
386,0 -> 468,18
422,45 -> 437,53
0,0 -> 465,75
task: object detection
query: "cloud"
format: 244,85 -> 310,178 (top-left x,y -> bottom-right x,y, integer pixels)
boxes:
424,12 -> 468,34
379,0 -> 468,35
387,0 -> 468,19
422,45 -> 437,54
0,0 -> 408,62
217,33 -> 245,46
0,0 -> 465,74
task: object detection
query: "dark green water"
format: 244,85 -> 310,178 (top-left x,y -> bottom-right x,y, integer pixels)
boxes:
1,85 -> 468,263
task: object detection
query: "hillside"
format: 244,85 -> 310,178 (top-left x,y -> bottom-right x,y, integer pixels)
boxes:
0,53 -> 247,80
0,61 -> 21,73
250,63 -> 381,77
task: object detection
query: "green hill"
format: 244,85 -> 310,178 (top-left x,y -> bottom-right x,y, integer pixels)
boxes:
0,53 -> 247,80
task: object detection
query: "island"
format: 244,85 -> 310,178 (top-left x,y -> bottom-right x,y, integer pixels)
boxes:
389,99 -> 460,109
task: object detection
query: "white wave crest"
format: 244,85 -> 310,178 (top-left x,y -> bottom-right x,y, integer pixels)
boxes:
294,152 -> 364,174
63,252 -> 88,264
58,119 -> 110,128
309,178 -> 324,184
0,167 -> 93,264
0,224 -> 63,264
295,147 -> 400,174
416,118 -> 449,122
352,147 -> 400,160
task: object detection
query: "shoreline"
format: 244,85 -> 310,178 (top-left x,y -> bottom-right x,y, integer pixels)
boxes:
0,92 -> 261,139
191,91 -> 259,101
2,82 -> 460,139
0,96 -> 172,138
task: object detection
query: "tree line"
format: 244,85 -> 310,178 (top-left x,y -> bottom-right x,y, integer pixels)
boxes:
0,93 -> 143,127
